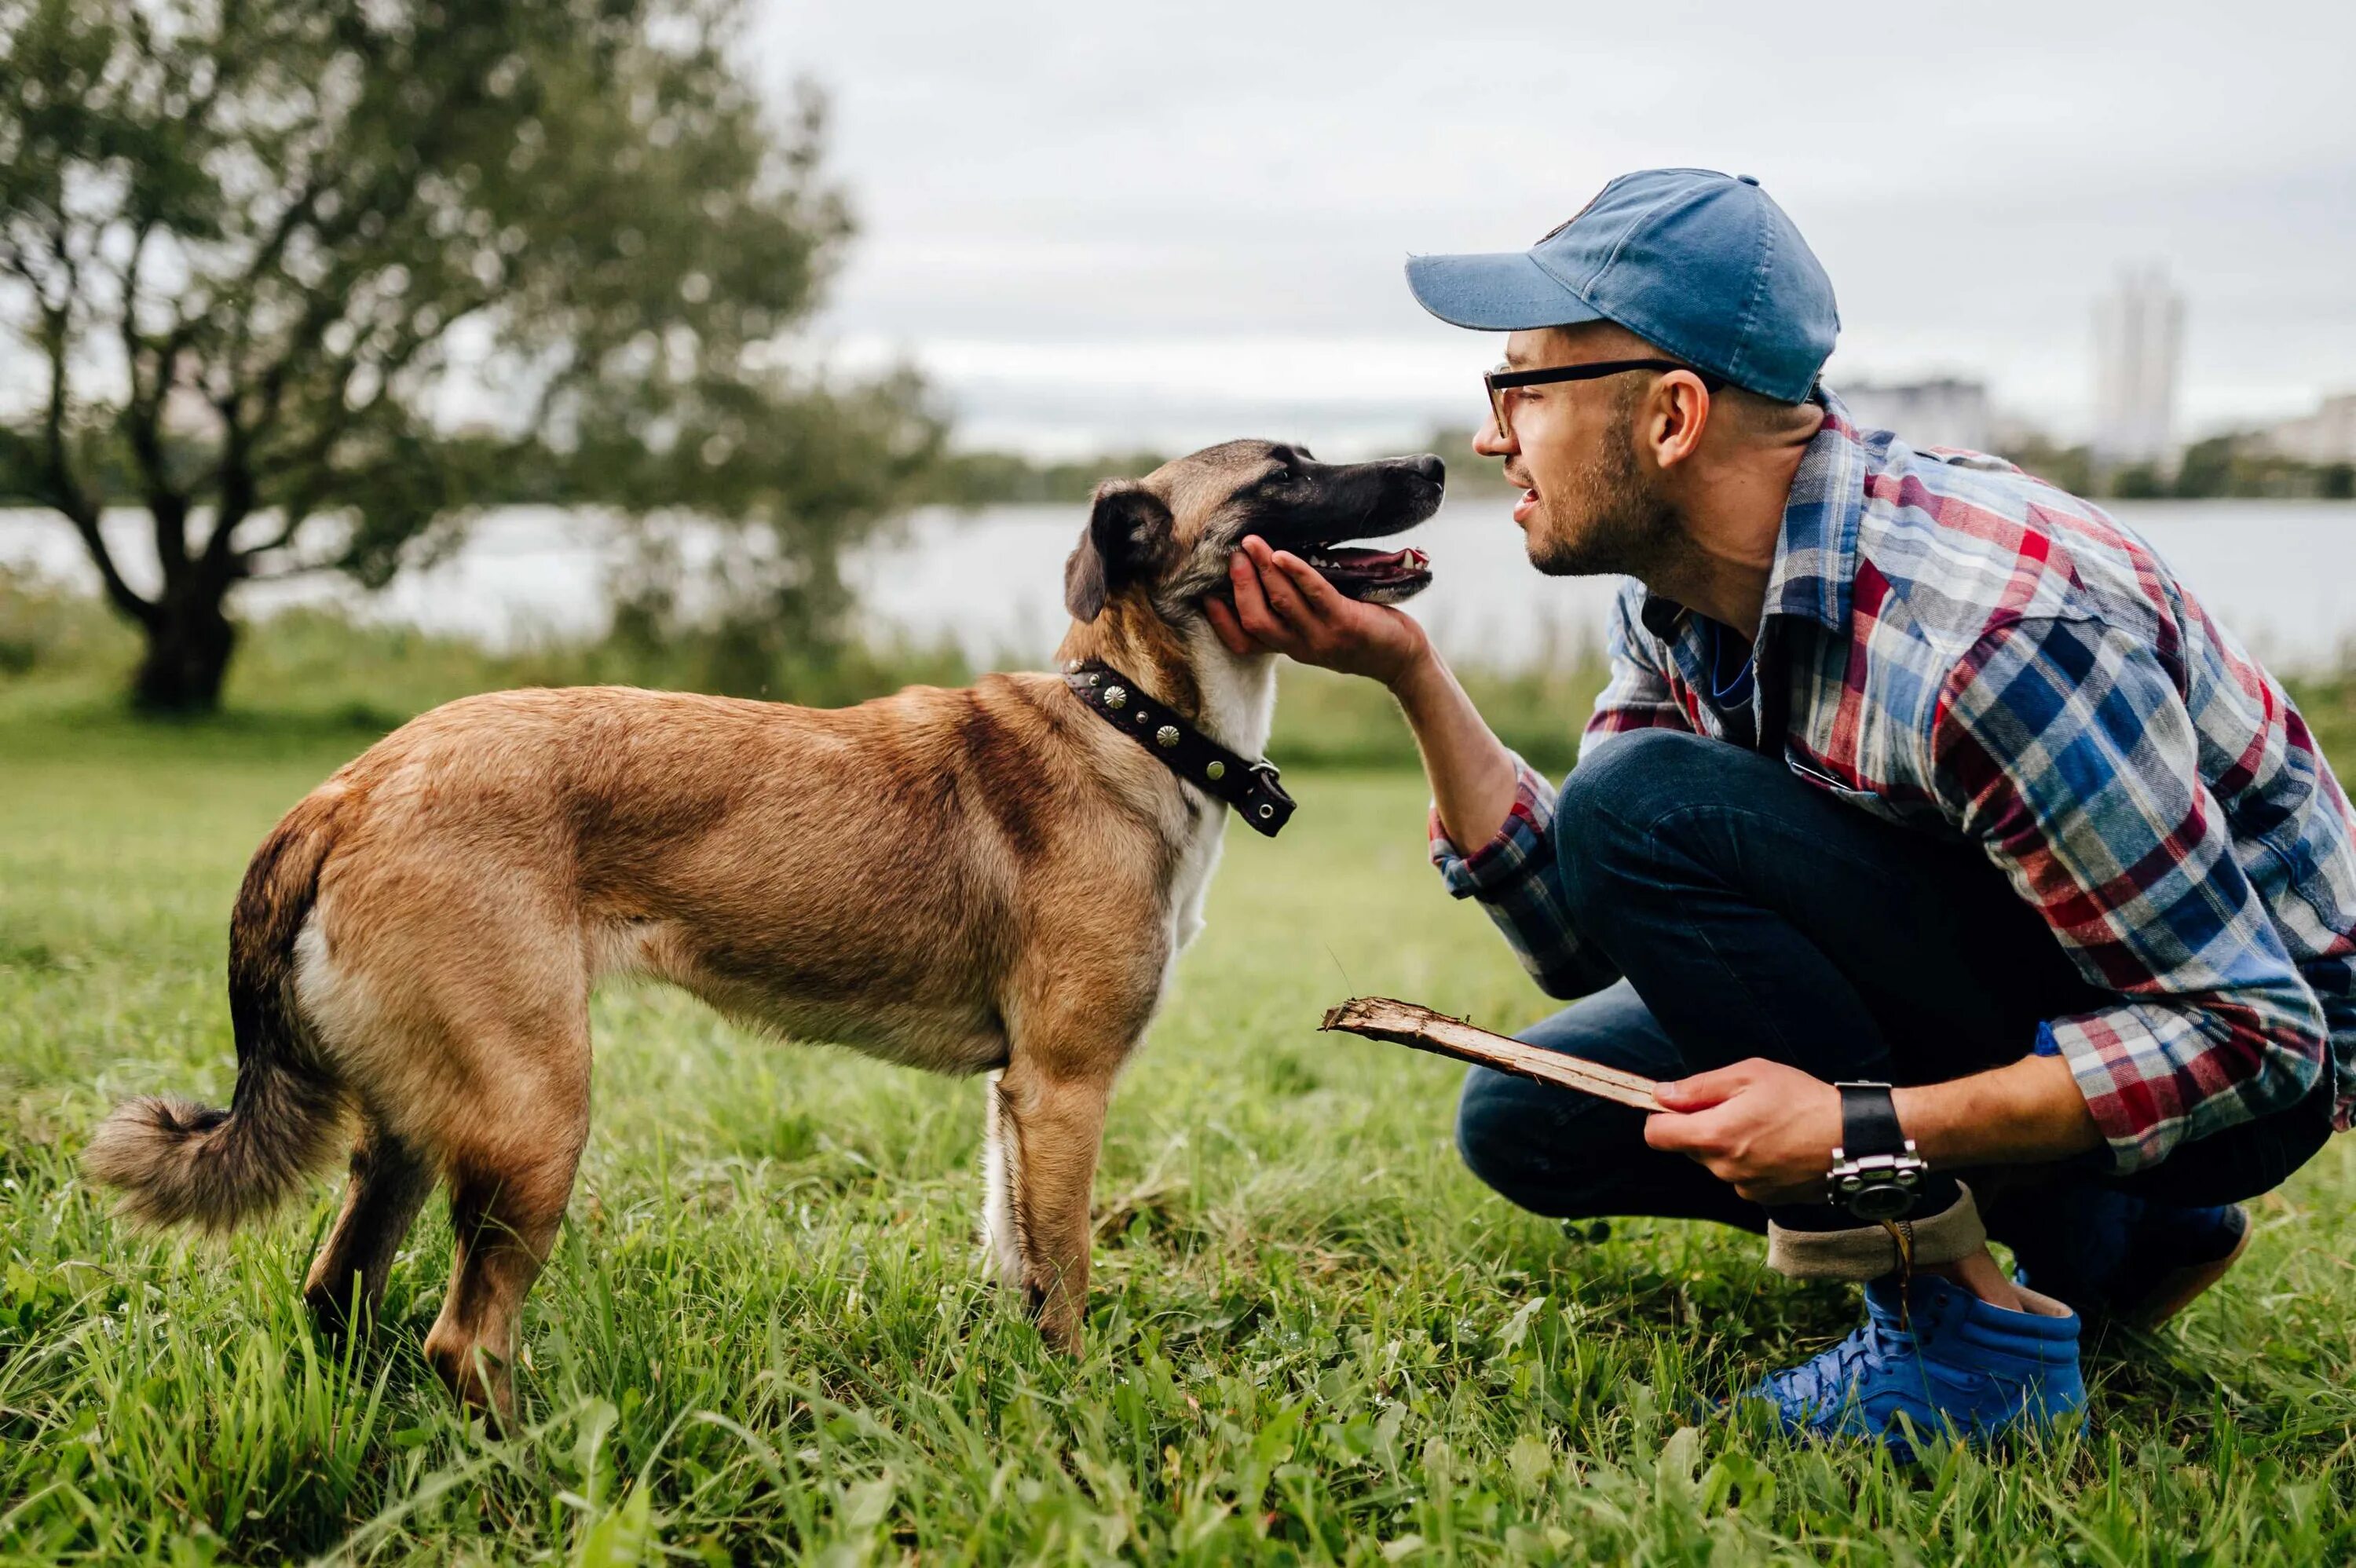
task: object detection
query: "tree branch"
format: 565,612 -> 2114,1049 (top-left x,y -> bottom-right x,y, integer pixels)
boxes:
230,301 -> 478,572
35,299 -> 155,627
112,214 -> 196,585
1319,997 -> 1665,1110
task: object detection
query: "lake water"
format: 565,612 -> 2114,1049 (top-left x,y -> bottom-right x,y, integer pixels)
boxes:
4,497 -> 2353,674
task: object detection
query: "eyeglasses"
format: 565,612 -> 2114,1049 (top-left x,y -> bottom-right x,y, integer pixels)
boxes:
1484,358 -> 1727,440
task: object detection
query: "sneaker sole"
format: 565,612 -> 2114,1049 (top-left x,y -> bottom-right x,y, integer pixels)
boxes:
2125,1210 -> 2251,1329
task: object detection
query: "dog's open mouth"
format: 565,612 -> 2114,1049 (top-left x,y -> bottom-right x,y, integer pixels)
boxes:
1297,543 -> 1434,605
1229,451 -> 1445,607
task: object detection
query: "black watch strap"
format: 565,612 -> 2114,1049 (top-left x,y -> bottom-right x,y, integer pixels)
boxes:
1835,1081 -> 1905,1159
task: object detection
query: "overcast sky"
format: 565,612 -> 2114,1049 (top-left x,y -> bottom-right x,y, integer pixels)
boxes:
755,0 -> 2356,457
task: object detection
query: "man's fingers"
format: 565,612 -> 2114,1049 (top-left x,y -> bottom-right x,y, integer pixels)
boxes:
1270,549 -> 1352,617
1654,1063 -> 1755,1112
1642,1110 -> 1710,1155
1253,548 -> 1320,627
1227,549 -> 1293,644
1202,593 -> 1256,656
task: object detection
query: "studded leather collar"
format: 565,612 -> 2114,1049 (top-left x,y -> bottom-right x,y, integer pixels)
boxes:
1063,660 -> 1296,837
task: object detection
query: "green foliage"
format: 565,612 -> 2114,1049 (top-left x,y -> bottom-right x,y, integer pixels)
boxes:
0,561 -> 132,682
1999,434 -> 2356,502
2168,433 -> 2356,500
1995,438 -> 2097,498
5,704 -> 2356,1562
0,0 -> 939,710
922,448 -> 1177,507
2283,669 -> 2356,767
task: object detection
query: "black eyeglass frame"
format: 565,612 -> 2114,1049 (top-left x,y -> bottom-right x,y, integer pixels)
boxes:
1484,357 -> 1728,436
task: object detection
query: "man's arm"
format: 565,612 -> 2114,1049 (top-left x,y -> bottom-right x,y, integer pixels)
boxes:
1205,539 -> 1619,998
1642,1054 -> 2100,1204
1933,617 -> 2329,1167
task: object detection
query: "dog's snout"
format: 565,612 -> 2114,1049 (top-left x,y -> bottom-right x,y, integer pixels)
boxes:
1405,453 -> 1445,487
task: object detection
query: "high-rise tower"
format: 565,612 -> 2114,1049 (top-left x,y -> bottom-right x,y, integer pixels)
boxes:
2091,267 -> 2184,471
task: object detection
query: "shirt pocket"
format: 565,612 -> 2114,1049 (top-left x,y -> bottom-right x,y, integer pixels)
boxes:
1786,754 -> 1872,799
1786,752 -> 1951,835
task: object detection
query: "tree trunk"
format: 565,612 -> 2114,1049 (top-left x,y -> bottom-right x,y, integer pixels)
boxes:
131,587 -> 238,714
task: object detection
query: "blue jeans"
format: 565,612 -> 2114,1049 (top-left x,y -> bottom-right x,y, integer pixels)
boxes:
1454,729 -> 2334,1237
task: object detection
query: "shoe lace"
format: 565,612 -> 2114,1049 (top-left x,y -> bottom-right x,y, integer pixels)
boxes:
1788,1313 -> 1909,1409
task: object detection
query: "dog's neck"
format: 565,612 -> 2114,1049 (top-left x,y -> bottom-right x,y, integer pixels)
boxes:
1054,593 -> 1278,761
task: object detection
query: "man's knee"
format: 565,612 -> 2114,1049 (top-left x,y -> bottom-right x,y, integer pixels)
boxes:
1555,729 -> 1726,846
1554,729 -> 1729,919
1454,1065 -> 1622,1217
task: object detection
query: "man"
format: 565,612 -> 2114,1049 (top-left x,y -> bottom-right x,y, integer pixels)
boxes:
1207,168 -> 2354,1454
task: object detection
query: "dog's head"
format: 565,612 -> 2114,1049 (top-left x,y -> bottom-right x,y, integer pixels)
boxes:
1063,440 -> 1445,623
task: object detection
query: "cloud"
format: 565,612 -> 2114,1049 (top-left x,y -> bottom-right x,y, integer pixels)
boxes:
768,1 -> 2355,451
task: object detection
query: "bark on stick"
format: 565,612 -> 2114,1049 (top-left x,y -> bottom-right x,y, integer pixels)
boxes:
1319,996 -> 1663,1112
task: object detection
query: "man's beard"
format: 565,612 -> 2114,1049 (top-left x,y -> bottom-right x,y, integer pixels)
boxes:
1525,408 -> 1680,579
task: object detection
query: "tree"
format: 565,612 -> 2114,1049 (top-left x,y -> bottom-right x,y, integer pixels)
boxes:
0,0 -> 939,711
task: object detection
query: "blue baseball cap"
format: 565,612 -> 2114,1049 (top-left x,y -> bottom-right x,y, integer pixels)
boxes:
1405,168 -> 1839,404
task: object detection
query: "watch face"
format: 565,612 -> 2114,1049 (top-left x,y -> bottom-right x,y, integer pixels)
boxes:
1846,1182 -> 1917,1223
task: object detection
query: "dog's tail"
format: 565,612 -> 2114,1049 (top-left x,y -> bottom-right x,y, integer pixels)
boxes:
85,790 -> 350,1231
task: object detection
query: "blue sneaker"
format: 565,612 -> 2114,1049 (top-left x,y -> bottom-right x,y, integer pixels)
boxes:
1741,1274 -> 2086,1461
2004,1188 -> 2249,1329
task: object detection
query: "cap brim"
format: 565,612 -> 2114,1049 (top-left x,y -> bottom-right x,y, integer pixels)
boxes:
1404,250 -> 1605,331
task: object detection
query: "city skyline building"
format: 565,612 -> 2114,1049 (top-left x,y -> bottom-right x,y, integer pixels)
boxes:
1833,377 -> 1993,451
2266,392 -> 2356,466
2091,265 -> 2186,470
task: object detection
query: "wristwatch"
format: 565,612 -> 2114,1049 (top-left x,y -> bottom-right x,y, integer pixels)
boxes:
1827,1081 -> 1930,1221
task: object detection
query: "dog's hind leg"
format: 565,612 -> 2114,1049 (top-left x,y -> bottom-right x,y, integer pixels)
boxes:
302,1120 -> 436,1338
418,1040 -> 591,1427
989,1057 -> 1117,1352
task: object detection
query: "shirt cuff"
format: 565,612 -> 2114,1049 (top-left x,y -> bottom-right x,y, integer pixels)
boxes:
2040,1008 -> 2182,1173
1429,757 -> 1558,900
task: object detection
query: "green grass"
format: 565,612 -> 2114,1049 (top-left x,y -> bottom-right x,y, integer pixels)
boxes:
5,696 -> 2356,1566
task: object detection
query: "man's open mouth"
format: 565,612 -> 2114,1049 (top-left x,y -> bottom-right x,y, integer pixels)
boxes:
1294,543 -> 1433,605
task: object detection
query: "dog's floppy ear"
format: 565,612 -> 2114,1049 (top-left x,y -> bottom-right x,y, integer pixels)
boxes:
1063,479 -> 1170,622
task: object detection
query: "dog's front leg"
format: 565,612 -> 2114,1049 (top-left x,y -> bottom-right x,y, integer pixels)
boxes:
986,1060 -> 1113,1352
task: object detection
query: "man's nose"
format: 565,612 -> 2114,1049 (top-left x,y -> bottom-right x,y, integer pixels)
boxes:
1472,411 -> 1516,458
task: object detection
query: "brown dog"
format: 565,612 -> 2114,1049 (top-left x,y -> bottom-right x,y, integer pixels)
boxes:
86,439 -> 1443,1420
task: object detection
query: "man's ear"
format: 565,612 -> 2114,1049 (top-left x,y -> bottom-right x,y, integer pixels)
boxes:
1063,480 -> 1170,622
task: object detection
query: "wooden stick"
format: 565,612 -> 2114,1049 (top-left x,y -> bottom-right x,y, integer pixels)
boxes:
1319,996 -> 1663,1112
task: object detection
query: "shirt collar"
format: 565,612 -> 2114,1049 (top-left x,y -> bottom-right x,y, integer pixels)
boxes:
1634,387 -> 1871,642
1761,388 -> 1871,633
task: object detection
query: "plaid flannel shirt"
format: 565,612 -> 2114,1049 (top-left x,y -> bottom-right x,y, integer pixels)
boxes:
1432,393 -> 2356,1172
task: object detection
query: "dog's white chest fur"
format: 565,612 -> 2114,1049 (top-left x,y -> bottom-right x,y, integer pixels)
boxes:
1161,630 -> 1278,960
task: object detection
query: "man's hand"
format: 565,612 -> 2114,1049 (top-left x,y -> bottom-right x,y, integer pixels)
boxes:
1209,535 -> 1522,850
1205,536 -> 1429,687
1644,1059 -> 1842,1204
